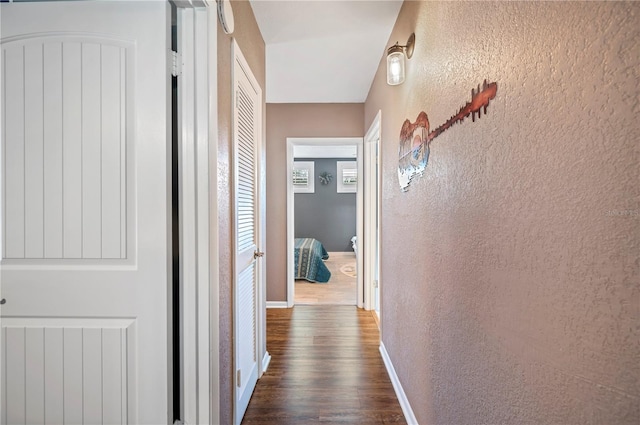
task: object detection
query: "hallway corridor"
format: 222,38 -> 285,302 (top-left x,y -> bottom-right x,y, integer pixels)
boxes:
242,306 -> 405,424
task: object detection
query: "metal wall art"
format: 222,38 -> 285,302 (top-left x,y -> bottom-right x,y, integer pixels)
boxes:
398,80 -> 498,191
319,172 -> 333,185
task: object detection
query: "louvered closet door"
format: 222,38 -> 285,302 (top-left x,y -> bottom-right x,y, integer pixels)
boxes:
0,2 -> 170,423
232,40 -> 263,425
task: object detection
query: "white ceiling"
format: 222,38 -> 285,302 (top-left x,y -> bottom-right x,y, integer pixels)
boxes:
249,0 -> 403,103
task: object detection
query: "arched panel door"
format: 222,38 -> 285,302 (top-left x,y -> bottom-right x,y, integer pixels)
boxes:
1,2 -> 171,423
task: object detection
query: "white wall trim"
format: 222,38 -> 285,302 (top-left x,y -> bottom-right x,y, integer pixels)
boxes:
286,137 -> 364,308
176,5 -> 215,424
266,301 -> 289,309
177,9 -> 197,423
206,6 -> 220,425
261,351 -> 272,374
379,342 -> 418,425
363,110 -> 381,314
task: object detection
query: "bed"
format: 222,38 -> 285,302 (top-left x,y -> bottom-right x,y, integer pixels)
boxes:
294,238 -> 331,283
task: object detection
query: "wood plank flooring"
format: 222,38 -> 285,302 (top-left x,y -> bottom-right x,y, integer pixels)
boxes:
295,252 -> 357,305
241,306 -> 405,424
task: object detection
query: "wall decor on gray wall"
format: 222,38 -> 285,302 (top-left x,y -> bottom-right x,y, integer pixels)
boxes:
318,171 -> 333,185
295,158 -> 356,252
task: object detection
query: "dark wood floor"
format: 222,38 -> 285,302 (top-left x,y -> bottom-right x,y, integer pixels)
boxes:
242,305 -> 406,424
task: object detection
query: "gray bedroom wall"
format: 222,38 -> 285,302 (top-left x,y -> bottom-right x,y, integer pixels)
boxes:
294,158 -> 356,252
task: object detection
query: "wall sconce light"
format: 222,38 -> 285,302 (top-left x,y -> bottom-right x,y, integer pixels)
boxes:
386,33 -> 415,86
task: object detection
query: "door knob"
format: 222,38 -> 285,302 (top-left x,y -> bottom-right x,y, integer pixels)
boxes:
0,298 -> 5,305
253,251 -> 265,259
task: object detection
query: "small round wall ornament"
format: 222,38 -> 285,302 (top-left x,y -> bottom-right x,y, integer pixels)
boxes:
319,172 -> 333,185
217,0 -> 235,35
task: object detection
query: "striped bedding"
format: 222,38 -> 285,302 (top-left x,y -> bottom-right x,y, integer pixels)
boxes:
294,238 -> 331,283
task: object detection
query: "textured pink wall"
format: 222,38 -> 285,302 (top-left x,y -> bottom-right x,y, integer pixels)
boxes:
265,103 -> 364,301
365,2 -> 639,424
217,1 -> 265,423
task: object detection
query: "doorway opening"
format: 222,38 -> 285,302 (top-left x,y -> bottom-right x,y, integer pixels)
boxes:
286,138 -> 364,308
293,154 -> 357,305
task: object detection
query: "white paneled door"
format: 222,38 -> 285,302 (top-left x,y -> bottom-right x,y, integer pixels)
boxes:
232,40 -> 263,425
0,2 -> 170,424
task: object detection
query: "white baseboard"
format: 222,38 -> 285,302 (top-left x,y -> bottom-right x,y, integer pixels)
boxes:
266,301 -> 289,308
379,342 -> 418,425
261,351 -> 271,374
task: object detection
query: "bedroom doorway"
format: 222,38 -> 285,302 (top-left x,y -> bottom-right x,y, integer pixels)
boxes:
286,138 -> 364,307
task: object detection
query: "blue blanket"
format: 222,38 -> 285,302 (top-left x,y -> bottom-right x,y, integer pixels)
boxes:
294,238 -> 331,283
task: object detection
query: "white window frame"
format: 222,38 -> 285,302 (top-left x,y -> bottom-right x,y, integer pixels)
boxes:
337,161 -> 357,193
293,161 -> 315,193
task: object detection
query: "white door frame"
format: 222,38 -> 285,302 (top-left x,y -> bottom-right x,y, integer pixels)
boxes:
286,137 -> 364,308
175,3 -> 218,424
363,111 -> 381,319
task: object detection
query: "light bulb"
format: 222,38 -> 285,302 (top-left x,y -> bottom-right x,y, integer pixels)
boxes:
386,51 -> 405,86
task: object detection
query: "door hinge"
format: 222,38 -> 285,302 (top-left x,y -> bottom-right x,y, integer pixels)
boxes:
237,369 -> 241,387
170,50 -> 182,77
374,280 -> 379,288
